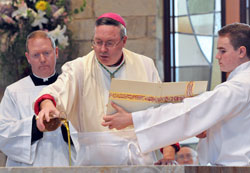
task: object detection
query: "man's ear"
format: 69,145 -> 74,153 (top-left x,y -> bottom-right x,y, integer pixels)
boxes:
239,46 -> 247,59
55,47 -> 59,60
25,52 -> 31,64
122,36 -> 127,45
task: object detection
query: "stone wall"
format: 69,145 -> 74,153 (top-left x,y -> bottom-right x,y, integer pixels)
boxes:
69,0 -> 159,63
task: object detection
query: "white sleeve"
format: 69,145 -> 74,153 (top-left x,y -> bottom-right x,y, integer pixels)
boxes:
0,88 -> 37,164
132,81 -> 245,153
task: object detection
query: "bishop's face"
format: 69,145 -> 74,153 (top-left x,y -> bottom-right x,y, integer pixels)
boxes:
93,25 -> 127,66
25,37 -> 58,78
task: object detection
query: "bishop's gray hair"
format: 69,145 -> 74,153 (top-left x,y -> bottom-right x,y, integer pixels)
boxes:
95,17 -> 127,39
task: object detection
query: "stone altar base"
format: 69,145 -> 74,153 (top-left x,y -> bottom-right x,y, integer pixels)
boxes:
0,166 -> 249,173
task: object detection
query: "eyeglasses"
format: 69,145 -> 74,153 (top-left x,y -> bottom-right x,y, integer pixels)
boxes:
177,153 -> 195,160
91,38 -> 123,48
29,50 -> 54,59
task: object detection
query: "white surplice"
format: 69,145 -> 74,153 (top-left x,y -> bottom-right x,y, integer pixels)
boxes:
0,76 -> 76,166
37,48 -> 161,165
132,61 -> 250,166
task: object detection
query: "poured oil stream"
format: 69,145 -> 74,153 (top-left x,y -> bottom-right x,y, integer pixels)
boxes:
62,119 -> 72,166
44,117 -> 72,166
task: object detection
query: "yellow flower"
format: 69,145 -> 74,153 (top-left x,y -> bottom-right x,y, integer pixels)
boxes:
35,0 -> 48,11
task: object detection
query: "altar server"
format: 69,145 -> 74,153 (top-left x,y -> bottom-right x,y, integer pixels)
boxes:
0,30 -> 76,166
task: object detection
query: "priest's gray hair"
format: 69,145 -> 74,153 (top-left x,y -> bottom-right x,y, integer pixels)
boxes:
95,17 -> 127,39
26,30 -> 56,52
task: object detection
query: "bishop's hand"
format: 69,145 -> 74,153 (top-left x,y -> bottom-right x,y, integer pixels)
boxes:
196,130 -> 207,138
154,158 -> 178,165
102,102 -> 133,130
36,99 -> 61,132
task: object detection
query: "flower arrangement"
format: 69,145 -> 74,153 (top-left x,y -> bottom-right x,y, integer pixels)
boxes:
0,0 -> 85,87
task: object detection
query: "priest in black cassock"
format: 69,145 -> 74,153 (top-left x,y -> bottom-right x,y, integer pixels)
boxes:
0,30 -> 76,166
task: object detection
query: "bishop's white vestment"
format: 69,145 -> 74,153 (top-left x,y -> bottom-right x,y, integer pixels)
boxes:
36,48 -> 162,165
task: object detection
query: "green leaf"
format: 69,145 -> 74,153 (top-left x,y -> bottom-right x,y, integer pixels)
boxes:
74,9 -> 79,14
